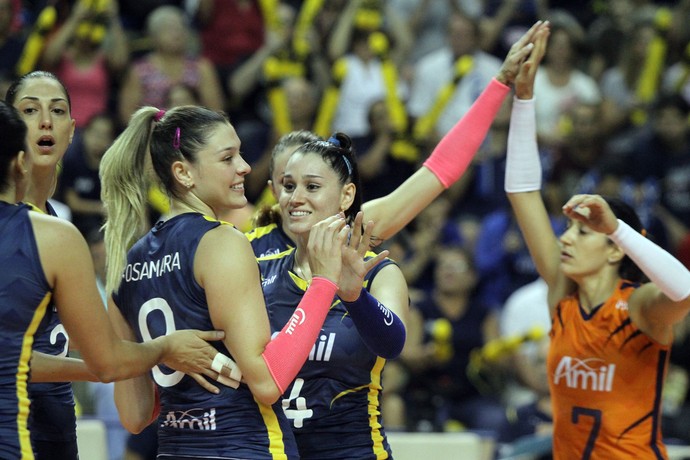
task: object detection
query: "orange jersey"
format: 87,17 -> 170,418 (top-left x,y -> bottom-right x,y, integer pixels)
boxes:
548,280 -> 670,459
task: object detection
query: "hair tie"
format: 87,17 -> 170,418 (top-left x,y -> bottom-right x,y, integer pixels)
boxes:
154,109 -> 166,122
173,127 -> 181,149
327,135 -> 341,147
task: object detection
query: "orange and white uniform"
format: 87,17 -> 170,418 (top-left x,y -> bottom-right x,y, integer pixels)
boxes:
548,280 -> 670,459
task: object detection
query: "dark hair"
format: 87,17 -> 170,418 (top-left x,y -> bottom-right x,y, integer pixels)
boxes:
5,71 -> 72,109
0,101 -> 27,193
294,132 -> 363,224
270,130 -> 322,179
605,196 -> 647,283
150,106 -> 229,197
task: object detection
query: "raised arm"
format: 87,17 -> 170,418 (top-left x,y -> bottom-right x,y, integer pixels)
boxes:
503,24 -> 565,294
362,21 -> 548,244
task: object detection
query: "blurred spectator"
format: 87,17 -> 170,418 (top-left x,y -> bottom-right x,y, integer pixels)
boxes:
225,3 -> 329,172
533,13 -> 600,150
163,81 -> 200,108
586,0 -> 636,80
479,0 -> 548,58
195,0 -> 265,101
0,0 -> 25,85
41,0 -> 128,128
117,5 -> 223,125
407,9 -> 501,146
550,100 -> 617,198
400,244 -> 507,437
599,16 -> 657,140
619,94 -> 690,252
118,0 -> 185,34
390,0 -> 483,64
58,112 -> 114,236
352,99 -> 416,201
325,0 -> 411,138
495,279 -> 553,460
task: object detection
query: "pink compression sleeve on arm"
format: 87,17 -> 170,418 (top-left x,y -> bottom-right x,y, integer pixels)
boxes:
423,78 -> 511,188
261,276 -> 338,393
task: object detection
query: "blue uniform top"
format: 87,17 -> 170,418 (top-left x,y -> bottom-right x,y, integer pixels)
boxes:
258,248 -> 395,459
246,223 -> 294,258
24,202 -> 76,445
113,212 -> 299,459
0,202 -> 53,459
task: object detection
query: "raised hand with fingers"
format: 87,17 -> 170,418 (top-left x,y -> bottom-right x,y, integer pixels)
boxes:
338,211 -> 390,302
514,21 -> 550,99
562,194 -> 619,235
496,20 -> 550,87
306,213 -> 349,285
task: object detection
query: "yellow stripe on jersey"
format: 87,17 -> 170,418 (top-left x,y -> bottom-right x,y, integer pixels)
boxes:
368,357 -> 387,459
246,224 -> 280,242
24,202 -> 44,214
327,357 -> 388,458
256,400 -> 288,460
16,292 -> 52,460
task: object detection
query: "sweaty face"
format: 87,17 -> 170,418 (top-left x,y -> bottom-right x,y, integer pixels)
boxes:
188,123 -> 251,216
12,77 -> 75,171
279,152 -> 350,236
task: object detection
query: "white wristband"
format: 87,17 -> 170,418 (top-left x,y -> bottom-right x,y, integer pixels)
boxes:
609,219 -> 690,302
505,97 -> 542,193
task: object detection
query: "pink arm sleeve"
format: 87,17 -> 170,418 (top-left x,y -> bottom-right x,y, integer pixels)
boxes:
423,78 -> 511,188
261,277 -> 338,393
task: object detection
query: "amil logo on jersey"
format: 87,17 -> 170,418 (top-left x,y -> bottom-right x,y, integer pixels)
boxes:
308,333 -> 336,361
286,308 -> 306,334
553,356 -> 616,392
161,408 -> 217,430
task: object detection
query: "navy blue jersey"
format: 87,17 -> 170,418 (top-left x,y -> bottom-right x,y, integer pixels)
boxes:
0,202 -> 53,459
113,213 -> 298,459
258,249 -> 395,459
246,223 -> 294,258
23,202 -> 76,448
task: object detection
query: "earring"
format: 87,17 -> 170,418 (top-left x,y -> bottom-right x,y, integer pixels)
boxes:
186,183 -> 193,189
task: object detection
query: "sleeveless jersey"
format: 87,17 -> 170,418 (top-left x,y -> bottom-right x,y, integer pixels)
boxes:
258,249 -> 395,459
0,202 -> 53,459
246,223 -> 294,258
112,213 -> 298,459
548,280 -> 670,459
24,202 -> 76,446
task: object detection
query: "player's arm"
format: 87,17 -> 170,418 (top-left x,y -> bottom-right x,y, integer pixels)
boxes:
199,217 -> 344,404
31,213 -> 223,383
362,21 -> 548,244
29,352 -> 97,382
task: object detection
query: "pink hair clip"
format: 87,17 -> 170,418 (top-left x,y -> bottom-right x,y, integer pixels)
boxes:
173,127 -> 181,149
154,109 -> 166,122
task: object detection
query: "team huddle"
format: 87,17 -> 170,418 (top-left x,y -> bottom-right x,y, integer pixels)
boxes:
2,18 -> 690,460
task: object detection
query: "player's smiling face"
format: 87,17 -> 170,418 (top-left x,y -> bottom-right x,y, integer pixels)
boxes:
280,152 -> 351,236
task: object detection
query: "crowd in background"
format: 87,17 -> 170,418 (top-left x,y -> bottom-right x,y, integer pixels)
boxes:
2,0 -> 690,458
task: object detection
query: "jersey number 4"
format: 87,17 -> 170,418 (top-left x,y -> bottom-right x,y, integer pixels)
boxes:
282,378 -> 313,428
